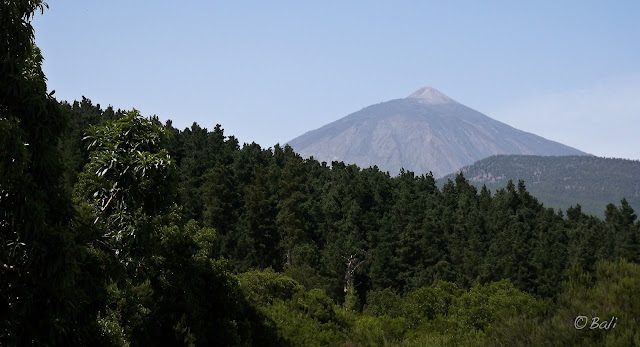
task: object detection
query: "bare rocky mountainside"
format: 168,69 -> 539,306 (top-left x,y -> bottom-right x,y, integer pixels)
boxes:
287,87 -> 589,177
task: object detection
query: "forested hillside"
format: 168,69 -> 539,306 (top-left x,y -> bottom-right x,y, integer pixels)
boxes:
58,98 -> 640,297
2,3 -> 640,345
440,154 -> 640,218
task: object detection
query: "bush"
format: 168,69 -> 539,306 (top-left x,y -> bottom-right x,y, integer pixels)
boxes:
402,281 -> 461,328
449,279 -> 546,332
237,268 -> 302,306
364,287 -> 403,317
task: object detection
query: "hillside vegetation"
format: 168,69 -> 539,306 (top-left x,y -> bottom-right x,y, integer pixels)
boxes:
3,4 -> 640,345
12,96 -> 634,345
441,154 -> 640,218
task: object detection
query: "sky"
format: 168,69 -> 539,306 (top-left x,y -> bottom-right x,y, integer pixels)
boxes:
32,1 -> 640,160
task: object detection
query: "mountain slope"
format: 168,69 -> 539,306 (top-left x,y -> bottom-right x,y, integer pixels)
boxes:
440,155 -> 640,217
287,87 -> 589,177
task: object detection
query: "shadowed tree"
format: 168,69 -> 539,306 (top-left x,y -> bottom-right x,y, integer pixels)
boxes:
1,1 -> 88,344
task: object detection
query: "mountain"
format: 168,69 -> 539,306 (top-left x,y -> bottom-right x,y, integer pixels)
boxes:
440,154 -> 640,218
287,86 -> 589,177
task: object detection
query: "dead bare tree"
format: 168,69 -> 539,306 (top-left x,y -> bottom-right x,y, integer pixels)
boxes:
343,249 -> 371,293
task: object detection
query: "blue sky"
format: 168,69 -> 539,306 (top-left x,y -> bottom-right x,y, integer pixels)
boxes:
33,1 -> 640,159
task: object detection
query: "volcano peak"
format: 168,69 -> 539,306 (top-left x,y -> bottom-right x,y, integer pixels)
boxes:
406,86 -> 456,104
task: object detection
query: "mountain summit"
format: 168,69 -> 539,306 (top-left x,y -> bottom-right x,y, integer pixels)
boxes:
406,86 -> 457,104
287,87 -> 589,177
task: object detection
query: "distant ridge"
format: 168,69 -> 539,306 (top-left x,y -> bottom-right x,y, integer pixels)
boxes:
439,155 -> 640,218
287,86 -> 589,177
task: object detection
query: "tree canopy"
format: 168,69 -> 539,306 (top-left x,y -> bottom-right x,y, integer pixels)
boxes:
3,3 -> 640,345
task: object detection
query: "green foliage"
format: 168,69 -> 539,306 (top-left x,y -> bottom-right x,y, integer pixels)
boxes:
449,280 -> 546,333
529,259 -> 640,346
1,1 -> 88,344
282,255 -> 328,291
57,98 -> 122,193
344,287 -> 362,312
478,259 -> 640,346
403,281 -> 461,327
364,287 -> 403,318
151,219 -> 273,346
349,315 -> 409,346
10,8 -> 640,343
69,112 -> 279,346
70,112 -> 632,307
73,111 -> 176,289
237,268 -> 303,306
239,269 -> 354,346
77,109 -> 176,219
263,288 -> 351,346
41,99 -> 640,345
440,154 -> 640,218
276,150 -> 307,266
352,280 -> 547,346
